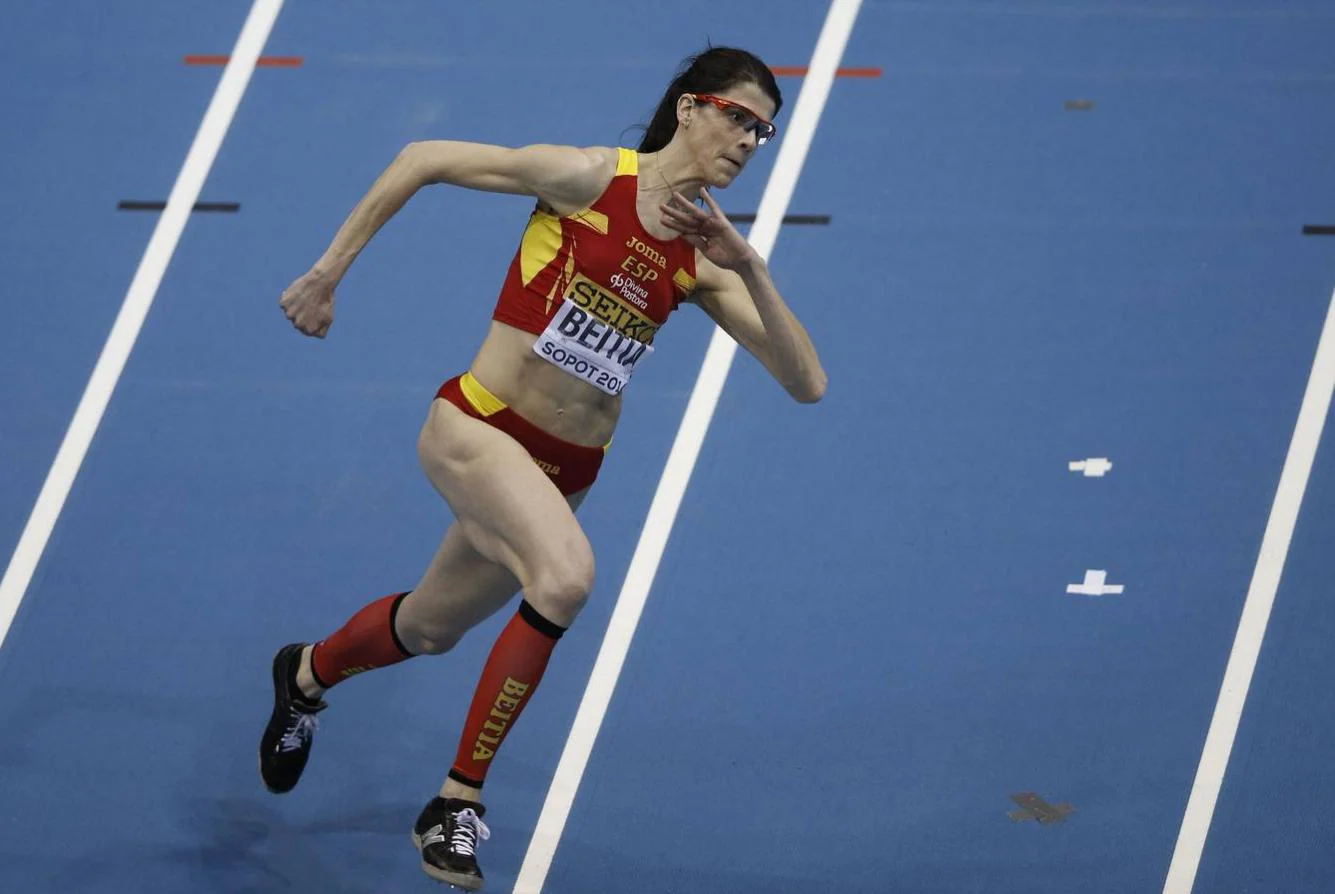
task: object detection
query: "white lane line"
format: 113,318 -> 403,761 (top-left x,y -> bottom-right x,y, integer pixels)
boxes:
0,0 -> 286,653
511,1 -> 864,890
1163,286 -> 1335,893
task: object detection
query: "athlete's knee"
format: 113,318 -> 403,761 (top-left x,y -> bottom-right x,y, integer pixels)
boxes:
400,623 -> 462,656
526,547 -> 596,625
394,591 -> 465,656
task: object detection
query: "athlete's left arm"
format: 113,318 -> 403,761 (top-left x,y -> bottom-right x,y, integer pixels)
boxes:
690,259 -> 826,403
665,190 -> 827,403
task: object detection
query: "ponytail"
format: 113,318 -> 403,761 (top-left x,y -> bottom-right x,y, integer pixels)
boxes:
638,78 -> 689,153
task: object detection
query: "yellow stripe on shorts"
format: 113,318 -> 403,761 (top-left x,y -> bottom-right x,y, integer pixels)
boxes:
460,372 -> 507,417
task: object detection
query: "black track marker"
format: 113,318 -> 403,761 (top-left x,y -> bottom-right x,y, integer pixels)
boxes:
118,201 -> 240,213
729,214 -> 831,225
1303,225 -> 1335,236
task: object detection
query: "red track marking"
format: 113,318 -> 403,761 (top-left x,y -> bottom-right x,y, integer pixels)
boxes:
770,66 -> 881,77
184,55 -> 303,67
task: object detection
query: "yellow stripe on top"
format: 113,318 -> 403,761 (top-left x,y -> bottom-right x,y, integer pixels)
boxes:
460,372 -> 507,417
616,147 -> 638,176
520,211 -> 564,287
672,268 -> 697,294
567,208 -> 609,235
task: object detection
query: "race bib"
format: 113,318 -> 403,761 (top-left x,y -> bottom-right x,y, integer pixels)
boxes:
533,275 -> 657,395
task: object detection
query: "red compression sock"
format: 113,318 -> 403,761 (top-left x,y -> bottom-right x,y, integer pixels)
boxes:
309,592 -> 415,689
448,600 -> 565,789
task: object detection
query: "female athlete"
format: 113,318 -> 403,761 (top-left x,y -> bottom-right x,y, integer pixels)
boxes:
259,46 -> 826,890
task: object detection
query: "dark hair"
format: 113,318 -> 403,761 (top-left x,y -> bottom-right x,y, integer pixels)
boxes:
637,46 -> 783,153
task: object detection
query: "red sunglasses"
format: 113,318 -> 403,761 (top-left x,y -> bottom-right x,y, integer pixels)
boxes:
689,93 -> 777,145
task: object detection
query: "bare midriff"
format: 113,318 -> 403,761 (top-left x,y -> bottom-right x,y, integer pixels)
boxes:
464,319 -> 623,448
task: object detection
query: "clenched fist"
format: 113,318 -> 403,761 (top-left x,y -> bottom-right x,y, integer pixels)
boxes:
279,269 -> 336,338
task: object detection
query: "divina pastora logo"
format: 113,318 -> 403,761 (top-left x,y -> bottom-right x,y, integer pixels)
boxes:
607,273 -> 650,310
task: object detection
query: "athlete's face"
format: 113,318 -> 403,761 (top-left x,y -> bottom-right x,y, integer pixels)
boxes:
679,81 -> 777,187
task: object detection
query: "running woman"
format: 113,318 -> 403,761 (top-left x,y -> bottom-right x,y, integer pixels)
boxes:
260,46 -> 826,890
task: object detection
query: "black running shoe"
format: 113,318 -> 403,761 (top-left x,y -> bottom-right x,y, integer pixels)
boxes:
258,643 -> 326,794
412,797 -> 491,890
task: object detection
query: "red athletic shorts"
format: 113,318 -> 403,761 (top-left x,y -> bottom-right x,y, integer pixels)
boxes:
435,373 -> 606,497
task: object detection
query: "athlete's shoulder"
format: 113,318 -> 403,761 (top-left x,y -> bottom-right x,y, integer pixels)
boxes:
532,145 -> 620,214
573,145 -> 621,171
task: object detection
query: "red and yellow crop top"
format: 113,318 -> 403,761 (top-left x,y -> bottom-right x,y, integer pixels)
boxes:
491,148 -> 697,396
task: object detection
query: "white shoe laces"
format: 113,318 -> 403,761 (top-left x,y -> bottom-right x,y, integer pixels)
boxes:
279,711 -> 319,752
449,808 -> 490,857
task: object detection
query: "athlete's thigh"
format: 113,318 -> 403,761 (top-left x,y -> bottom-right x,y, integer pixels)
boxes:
405,486 -> 590,633
417,399 -> 593,591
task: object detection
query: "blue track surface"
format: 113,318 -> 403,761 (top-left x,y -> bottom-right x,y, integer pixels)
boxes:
3,2 -> 1334,891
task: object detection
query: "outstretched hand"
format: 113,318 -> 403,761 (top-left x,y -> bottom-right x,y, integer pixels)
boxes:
659,187 -> 758,270
279,269 -> 336,338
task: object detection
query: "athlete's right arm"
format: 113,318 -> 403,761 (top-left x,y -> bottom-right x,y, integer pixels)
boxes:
311,141 -> 614,282
407,140 -> 616,207
281,142 -> 613,338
